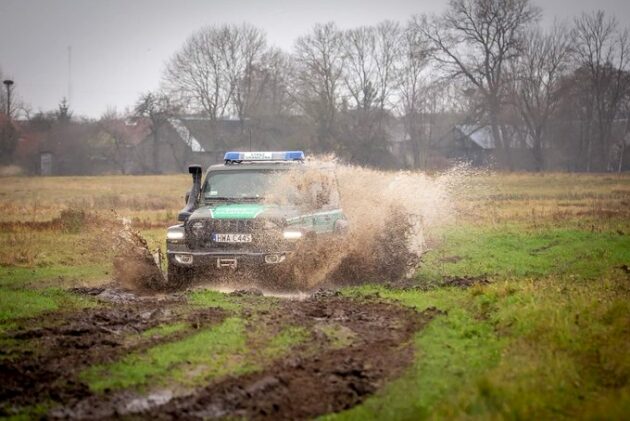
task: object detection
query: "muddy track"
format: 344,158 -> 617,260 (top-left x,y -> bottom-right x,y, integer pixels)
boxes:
146,298 -> 440,421
54,294 -> 437,420
0,295 -> 226,415
1,290 -> 439,420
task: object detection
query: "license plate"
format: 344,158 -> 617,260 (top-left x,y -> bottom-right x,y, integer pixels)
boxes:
212,233 -> 253,243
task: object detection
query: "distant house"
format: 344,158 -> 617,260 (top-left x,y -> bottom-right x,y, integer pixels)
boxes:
444,125 -> 535,168
127,115 -> 313,174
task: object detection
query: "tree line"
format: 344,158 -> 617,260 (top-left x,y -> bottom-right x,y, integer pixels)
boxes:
2,0 -> 629,172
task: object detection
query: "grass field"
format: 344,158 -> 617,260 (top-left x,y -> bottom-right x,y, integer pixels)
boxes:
0,172 -> 629,419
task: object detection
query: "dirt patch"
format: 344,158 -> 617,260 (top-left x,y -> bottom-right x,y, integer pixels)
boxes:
0,295 -> 225,416
54,294 -> 436,420
384,276 -> 490,291
442,276 -> 490,288
150,298 -> 434,420
2,287 -> 439,419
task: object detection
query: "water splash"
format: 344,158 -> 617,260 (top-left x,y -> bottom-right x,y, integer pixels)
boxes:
259,157 -> 468,288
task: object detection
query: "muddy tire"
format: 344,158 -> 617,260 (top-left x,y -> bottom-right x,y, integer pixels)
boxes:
259,263 -> 303,290
167,263 -> 194,289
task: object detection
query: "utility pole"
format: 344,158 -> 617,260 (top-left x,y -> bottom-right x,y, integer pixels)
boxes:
3,79 -> 14,117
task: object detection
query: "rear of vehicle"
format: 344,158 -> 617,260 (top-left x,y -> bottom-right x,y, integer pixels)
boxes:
166,151 -> 347,286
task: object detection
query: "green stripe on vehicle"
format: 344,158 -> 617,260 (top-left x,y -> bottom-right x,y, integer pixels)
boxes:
210,204 -> 266,219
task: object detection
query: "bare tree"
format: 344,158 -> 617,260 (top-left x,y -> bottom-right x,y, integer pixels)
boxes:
134,92 -> 176,173
336,21 -> 402,165
229,24 -> 267,124
164,27 -> 229,119
374,21 -> 402,114
342,26 -> 378,111
573,10 -> 630,171
617,92 -> 630,172
418,0 -> 540,168
511,23 -> 573,170
293,22 -> 345,152
400,17 -> 432,168
163,23 -> 267,122
98,109 -> 132,174
248,48 -> 296,117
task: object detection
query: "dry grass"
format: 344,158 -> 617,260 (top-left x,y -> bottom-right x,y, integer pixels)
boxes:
1,171 -> 628,270
452,172 -> 630,230
0,174 -> 189,223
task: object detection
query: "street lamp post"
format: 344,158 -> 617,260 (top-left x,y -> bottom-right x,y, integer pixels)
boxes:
3,79 -> 14,117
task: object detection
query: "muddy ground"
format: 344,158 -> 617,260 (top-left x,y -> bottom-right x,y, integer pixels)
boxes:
0,290 -> 225,415
0,287 -> 438,420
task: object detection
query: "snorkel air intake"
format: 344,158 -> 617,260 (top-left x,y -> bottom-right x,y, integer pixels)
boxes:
178,165 -> 203,222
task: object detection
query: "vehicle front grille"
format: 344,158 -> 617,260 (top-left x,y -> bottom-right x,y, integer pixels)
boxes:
208,219 -> 256,233
185,218 -> 279,250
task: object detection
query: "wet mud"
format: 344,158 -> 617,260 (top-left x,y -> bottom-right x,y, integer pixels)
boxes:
0,291 -> 225,416
1,289 -> 438,419
142,298 -> 438,421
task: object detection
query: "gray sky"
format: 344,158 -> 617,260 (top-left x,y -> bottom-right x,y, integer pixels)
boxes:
1,0 -> 629,118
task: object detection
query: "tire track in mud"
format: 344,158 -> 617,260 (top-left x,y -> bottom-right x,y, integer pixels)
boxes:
0,292 -> 226,416
1,289 -> 440,420
55,293 -> 439,420
148,298 -> 440,421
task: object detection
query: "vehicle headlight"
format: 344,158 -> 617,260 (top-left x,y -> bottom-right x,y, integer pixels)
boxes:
283,230 -> 303,240
167,227 -> 185,240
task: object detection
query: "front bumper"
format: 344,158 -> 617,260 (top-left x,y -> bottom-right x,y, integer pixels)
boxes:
167,241 -> 294,268
165,220 -> 314,269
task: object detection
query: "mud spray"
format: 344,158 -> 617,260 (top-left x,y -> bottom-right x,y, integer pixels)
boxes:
111,217 -> 167,290
112,158 -> 474,291
266,157 -> 464,288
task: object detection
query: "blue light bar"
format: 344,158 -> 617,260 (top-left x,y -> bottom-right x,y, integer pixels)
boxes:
224,151 -> 305,162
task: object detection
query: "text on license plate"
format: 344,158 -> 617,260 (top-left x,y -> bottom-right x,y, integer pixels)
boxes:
212,233 -> 253,243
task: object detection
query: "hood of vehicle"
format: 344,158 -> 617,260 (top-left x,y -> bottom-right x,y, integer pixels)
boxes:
188,203 -> 299,220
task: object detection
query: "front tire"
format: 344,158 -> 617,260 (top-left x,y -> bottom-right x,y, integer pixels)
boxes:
167,263 -> 194,289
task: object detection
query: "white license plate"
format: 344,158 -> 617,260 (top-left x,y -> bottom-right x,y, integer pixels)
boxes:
212,233 -> 253,243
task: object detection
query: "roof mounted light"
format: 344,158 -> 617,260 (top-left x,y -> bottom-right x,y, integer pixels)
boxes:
224,151 -> 305,164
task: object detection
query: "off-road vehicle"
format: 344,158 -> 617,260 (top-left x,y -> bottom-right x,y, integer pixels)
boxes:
166,151 -> 348,286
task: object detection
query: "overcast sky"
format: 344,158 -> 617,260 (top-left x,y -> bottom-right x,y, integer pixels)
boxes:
1,0 -> 629,118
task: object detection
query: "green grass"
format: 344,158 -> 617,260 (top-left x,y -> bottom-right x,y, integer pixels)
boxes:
188,289 -> 242,311
262,325 -> 310,358
0,264 -> 103,332
82,317 -> 251,392
1,173 -> 629,418
0,265 -> 109,288
140,322 -> 188,339
83,317 -> 313,393
418,226 -> 630,282
0,287 -> 95,333
2,403 -> 51,421
330,221 -> 630,420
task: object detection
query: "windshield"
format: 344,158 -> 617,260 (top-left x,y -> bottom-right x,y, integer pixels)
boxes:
202,168 -> 340,209
202,170 -> 287,200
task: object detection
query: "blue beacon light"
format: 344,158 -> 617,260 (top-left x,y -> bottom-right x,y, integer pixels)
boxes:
224,151 -> 305,163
